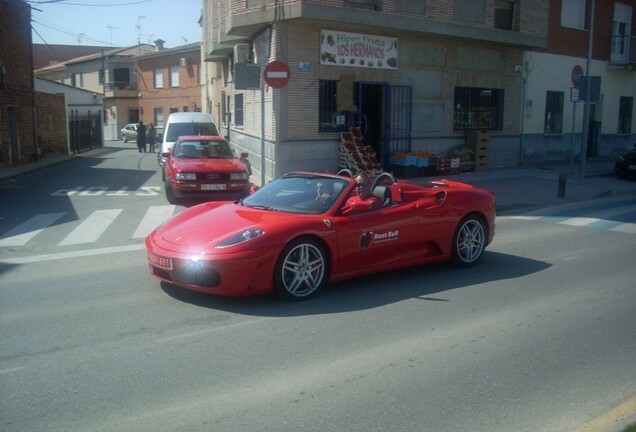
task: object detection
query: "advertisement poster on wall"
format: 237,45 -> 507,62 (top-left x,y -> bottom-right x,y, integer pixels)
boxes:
320,30 -> 398,70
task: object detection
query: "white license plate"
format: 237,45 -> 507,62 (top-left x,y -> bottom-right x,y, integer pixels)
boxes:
201,184 -> 227,190
147,251 -> 173,270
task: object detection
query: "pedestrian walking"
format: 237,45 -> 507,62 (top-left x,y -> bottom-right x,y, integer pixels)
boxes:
136,121 -> 147,153
146,123 -> 156,152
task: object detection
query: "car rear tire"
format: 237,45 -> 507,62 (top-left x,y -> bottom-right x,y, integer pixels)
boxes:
451,214 -> 487,267
274,239 -> 327,300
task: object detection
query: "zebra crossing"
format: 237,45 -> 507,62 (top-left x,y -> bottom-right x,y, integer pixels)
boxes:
1,198 -> 635,253
507,199 -> 636,234
0,205 -> 177,248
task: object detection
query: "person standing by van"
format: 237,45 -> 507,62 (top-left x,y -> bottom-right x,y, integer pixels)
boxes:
146,123 -> 156,152
137,121 -> 147,153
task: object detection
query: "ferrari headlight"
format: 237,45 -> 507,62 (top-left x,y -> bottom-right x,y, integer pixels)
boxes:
216,228 -> 265,248
177,173 -> 197,180
230,172 -> 248,180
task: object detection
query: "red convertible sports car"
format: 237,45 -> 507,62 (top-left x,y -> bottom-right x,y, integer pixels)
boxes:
146,171 -> 496,300
162,135 -> 251,203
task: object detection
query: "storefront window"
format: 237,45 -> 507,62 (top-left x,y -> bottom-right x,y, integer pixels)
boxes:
453,87 -> 504,131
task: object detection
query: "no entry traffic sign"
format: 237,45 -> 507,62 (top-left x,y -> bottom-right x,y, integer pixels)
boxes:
263,61 -> 291,88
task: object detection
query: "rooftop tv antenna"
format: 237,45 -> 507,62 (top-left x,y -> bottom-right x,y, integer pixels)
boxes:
136,15 -> 145,44
107,25 -> 120,46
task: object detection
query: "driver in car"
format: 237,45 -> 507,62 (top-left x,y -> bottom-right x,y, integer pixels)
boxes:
315,181 -> 333,205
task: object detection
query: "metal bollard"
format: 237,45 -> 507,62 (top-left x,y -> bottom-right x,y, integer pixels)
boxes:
557,174 -> 567,198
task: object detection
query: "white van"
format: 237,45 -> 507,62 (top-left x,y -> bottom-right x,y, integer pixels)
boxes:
158,112 -> 220,166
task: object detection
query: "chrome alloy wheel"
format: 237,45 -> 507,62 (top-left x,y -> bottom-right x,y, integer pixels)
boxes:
276,240 -> 326,299
452,216 -> 486,266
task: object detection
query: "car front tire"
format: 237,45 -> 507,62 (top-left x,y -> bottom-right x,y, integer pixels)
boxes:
451,214 -> 487,267
274,238 -> 327,300
165,181 -> 178,204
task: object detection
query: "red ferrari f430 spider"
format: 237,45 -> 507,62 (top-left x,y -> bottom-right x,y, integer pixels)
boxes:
146,171 -> 496,300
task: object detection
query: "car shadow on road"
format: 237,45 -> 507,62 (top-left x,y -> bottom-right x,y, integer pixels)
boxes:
160,251 -> 551,316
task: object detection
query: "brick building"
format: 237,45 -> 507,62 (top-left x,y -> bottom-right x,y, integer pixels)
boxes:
135,43 -> 203,129
0,0 -> 37,166
202,0 -> 549,185
0,0 -> 70,169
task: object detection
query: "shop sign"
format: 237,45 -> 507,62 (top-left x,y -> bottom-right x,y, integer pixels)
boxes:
320,30 -> 398,70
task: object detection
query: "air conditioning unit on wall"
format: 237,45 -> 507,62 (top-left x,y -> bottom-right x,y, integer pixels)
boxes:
179,57 -> 189,68
233,44 -> 250,64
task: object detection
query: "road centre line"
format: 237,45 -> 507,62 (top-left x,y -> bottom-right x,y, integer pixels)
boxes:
154,318 -> 273,343
0,244 -> 146,265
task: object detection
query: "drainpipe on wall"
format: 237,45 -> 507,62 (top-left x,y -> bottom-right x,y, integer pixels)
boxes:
29,32 -> 38,162
519,53 -> 528,167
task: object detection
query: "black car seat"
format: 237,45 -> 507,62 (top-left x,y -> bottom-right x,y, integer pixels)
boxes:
372,185 -> 393,207
178,144 -> 196,157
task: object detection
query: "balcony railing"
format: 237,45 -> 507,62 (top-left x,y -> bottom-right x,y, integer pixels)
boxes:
609,35 -> 636,65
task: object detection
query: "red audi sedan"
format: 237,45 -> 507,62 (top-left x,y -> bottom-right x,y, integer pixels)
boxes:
162,135 -> 251,203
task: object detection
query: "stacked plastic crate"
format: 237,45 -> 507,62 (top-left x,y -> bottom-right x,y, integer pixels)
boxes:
339,128 -> 383,175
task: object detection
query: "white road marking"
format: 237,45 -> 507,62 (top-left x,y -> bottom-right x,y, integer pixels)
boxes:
58,209 -> 122,245
609,223 -> 636,234
558,217 -> 598,226
132,205 -> 176,239
0,213 -> 65,246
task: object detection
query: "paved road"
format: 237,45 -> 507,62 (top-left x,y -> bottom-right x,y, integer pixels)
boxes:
1,146 -> 635,432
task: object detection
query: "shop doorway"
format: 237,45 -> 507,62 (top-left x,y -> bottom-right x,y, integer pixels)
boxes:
355,82 -> 412,167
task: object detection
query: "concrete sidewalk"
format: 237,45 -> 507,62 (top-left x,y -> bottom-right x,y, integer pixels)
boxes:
2,142 -> 635,213
416,159 -> 636,213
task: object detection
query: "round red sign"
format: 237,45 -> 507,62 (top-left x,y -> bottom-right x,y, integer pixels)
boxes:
263,61 -> 291,89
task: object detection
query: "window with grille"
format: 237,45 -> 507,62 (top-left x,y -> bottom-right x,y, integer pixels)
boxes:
544,91 -> 564,134
618,97 -> 633,134
234,93 -> 244,127
453,87 -> 504,131
319,80 -> 346,132
113,68 -> 129,88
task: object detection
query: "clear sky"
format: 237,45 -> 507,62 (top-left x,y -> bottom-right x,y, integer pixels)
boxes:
29,0 -> 202,49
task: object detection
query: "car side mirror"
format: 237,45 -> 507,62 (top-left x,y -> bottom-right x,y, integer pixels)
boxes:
241,152 -> 248,158
162,151 -> 171,159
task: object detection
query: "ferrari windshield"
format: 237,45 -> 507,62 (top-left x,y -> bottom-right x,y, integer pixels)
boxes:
241,174 -> 350,214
